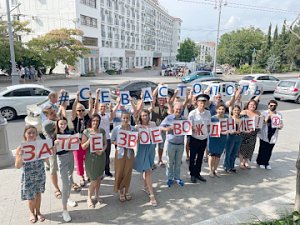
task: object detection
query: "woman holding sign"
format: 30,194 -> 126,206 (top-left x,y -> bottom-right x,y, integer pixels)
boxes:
208,104 -> 228,177
111,111 -> 136,202
15,125 -> 47,223
81,114 -> 107,208
257,100 -> 283,169
134,109 -> 157,206
239,100 -> 260,169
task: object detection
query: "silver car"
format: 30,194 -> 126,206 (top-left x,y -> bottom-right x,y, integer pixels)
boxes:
274,79 -> 300,104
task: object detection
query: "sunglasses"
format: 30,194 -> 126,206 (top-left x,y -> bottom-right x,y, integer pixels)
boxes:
269,105 -> 277,107
77,109 -> 85,112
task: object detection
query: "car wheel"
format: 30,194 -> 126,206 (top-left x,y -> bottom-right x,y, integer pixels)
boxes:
0,107 -> 17,121
295,96 -> 300,104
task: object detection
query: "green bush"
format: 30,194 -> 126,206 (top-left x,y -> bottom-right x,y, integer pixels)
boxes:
236,64 -> 266,74
106,69 -> 116,75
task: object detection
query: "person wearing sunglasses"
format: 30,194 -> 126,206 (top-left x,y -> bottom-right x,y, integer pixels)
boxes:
71,91 -> 93,187
257,100 -> 283,170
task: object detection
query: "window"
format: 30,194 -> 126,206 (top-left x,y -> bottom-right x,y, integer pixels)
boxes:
80,0 -> 96,8
269,76 -> 279,81
3,88 -> 32,97
33,88 -> 50,96
82,37 -> 98,46
80,15 -> 97,28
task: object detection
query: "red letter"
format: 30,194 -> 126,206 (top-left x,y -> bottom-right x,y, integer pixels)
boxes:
182,121 -> 192,134
210,123 -> 220,137
195,124 -> 204,135
38,143 -> 52,159
173,123 -> 182,135
238,119 -> 246,132
22,144 -> 36,162
117,131 -> 127,147
68,137 -> 80,150
128,133 -> 138,148
220,119 -> 228,133
91,136 -> 103,152
139,130 -> 150,144
227,118 -> 235,132
246,118 -> 255,131
57,137 -> 68,149
150,128 -> 162,143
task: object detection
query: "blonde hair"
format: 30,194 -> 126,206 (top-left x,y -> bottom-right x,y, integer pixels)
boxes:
48,92 -> 58,99
23,125 -> 37,141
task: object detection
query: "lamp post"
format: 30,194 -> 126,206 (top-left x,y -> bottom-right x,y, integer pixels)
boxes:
6,0 -> 19,85
212,0 -> 227,76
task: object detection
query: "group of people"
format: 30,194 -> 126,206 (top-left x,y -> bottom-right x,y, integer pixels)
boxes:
15,83 -> 283,223
18,65 -> 43,82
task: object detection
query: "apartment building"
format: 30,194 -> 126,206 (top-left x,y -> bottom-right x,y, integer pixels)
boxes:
195,41 -> 216,65
1,0 -> 181,75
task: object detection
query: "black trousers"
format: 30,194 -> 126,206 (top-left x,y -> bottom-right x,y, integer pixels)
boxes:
256,139 -> 275,166
189,136 -> 207,176
105,139 -> 112,173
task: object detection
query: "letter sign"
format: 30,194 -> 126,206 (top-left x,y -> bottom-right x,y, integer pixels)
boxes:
142,87 -> 153,102
78,85 -> 90,101
90,133 -> 104,152
120,91 -> 130,106
100,88 -> 111,103
158,85 -> 168,98
271,114 -> 282,128
139,128 -> 151,144
210,122 -> 220,137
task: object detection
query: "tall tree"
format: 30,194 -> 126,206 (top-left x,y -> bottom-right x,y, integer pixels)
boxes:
176,38 -> 198,62
27,29 -> 89,74
217,27 -> 265,67
286,21 -> 300,69
273,25 -> 278,42
267,23 -> 272,50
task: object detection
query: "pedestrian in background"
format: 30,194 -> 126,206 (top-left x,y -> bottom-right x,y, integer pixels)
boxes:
257,100 -> 283,169
15,125 -> 47,223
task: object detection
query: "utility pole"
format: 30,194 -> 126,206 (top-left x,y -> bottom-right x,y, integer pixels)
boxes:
6,0 -> 19,85
212,0 -> 227,76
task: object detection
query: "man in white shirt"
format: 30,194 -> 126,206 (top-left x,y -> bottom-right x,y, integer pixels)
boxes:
188,94 -> 211,183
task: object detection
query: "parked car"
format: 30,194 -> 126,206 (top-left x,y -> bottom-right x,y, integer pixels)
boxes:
181,71 -> 214,83
215,65 -> 224,74
192,77 -> 225,83
239,74 -> 280,93
274,79 -> 300,104
0,84 -> 52,120
111,80 -> 174,101
25,95 -> 95,133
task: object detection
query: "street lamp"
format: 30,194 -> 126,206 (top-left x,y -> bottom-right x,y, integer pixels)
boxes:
6,0 -> 19,85
212,0 -> 227,76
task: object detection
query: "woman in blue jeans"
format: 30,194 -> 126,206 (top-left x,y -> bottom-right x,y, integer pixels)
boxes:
224,105 -> 242,173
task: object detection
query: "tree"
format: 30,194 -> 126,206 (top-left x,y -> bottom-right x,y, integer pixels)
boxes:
273,25 -> 278,42
176,38 -> 198,62
27,29 -> 89,74
266,54 -> 280,73
217,27 -> 265,67
267,23 -> 272,50
286,21 -> 300,69
205,54 -> 212,63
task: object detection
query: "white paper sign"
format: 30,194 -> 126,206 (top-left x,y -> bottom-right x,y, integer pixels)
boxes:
271,114 -> 282,128
176,84 -> 187,98
192,82 -> 202,95
56,134 -> 80,151
210,122 -> 220,137
173,120 -> 192,136
90,133 -> 104,152
21,139 -> 53,162
142,87 -> 153,102
78,85 -> 90,101
210,84 -> 220,97
225,82 -> 235,96
255,115 -> 264,129
138,128 -> 151,144
58,91 -> 69,106
120,91 -> 131,106
240,84 -> 249,95
117,130 -> 138,149
158,85 -> 168,98
100,88 -> 111,103
149,127 -> 163,143
193,121 -> 208,138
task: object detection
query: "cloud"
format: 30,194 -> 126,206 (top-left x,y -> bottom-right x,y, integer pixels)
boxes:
224,16 -> 240,29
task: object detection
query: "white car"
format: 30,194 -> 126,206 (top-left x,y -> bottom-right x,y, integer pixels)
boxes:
239,74 -> 280,93
0,84 -> 52,120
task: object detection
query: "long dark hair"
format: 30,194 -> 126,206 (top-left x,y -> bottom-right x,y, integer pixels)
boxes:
55,116 -> 70,135
139,109 -> 150,125
245,99 -> 258,110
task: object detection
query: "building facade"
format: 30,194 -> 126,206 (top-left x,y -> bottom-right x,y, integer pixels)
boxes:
1,0 -> 181,74
195,41 -> 216,65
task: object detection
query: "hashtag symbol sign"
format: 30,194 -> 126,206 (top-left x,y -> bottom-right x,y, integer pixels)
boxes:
59,91 -> 69,105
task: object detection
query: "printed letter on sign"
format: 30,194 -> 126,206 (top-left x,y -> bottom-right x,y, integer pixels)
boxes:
128,132 -> 138,149
90,133 -> 103,152
37,139 -> 53,160
21,142 -> 36,162
219,118 -> 228,133
139,128 -> 150,144
150,127 -> 163,144
194,121 -> 208,138
255,115 -> 264,129
120,91 -> 130,106
158,85 -> 168,98
142,87 -> 153,102
271,114 -> 281,128
100,88 -> 111,103
56,134 -> 80,151
117,130 -> 127,147
177,84 -> 187,98
210,122 -> 220,137
240,84 -> 249,95
192,82 -> 202,95
210,84 -> 219,97
225,82 -> 235,96
227,118 -> 236,133
245,118 -> 255,131
78,85 -> 90,101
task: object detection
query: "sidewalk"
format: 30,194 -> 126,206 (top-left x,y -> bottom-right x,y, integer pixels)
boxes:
0,108 -> 299,225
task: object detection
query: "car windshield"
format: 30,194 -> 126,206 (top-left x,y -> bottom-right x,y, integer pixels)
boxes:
278,81 -> 296,87
242,76 -> 254,80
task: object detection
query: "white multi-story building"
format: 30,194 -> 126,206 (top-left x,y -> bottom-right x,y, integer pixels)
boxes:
195,41 -> 215,65
0,0 -> 181,74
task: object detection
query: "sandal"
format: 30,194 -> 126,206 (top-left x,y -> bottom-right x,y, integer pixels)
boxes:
119,194 -> 126,202
29,215 -> 37,223
37,214 -> 45,222
72,183 -> 81,192
158,161 -> 166,168
54,190 -> 62,199
87,200 -> 94,209
149,194 -> 157,207
125,193 -> 132,201
142,186 -> 150,195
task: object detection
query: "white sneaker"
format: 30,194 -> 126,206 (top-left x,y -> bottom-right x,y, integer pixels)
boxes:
62,211 -> 71,222
259,165 -> 265,169
67,199 -> 77,207
266,165 -> 272,170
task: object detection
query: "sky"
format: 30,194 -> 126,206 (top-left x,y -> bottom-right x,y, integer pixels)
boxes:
159,0 -> 300,42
